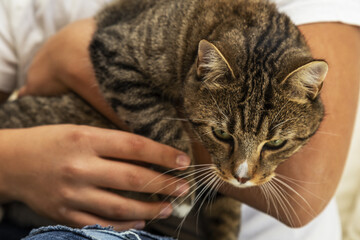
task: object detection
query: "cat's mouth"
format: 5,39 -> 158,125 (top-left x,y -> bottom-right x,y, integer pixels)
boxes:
226,173 -> 275,188
214,161 -> 275,188
214,168 -> 256,188
231,178 -> 256,188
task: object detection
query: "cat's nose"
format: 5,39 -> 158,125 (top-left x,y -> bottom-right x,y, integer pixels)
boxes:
235,161 -> 250,184
238,177 -> 250,184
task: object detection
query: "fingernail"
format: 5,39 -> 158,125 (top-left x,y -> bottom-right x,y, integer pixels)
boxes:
176,181 -> 189,196
159,205 -> 172,218
176,155 -> 190,168
134,221 -> 145,229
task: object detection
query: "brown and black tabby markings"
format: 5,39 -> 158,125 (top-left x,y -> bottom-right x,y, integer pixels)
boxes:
0,0 -> 328,239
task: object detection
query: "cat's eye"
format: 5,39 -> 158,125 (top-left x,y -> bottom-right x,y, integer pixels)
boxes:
212,127 -> 232,141
263,139 -> 287,150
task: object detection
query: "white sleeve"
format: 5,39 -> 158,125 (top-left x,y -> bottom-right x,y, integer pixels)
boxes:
36,0 -> 112,36
0,0 -> 111,91
271,0 -> 360,26
0,1 -> 17,93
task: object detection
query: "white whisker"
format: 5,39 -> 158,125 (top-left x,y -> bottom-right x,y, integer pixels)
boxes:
271,117 -> 298,131
173,171 -> 217,236
270,181 -> 300,227
259,185 -> 271,213
141,164 -> 213,192
158,169 -> 215,201
276,173 -> 320,185
271,100 -> 290,124
205,86 -> 229,122
302,147 -> 322,153
209,179 -> 224,208
274,180 -> 316,221
195,174 -> 220,215
263,183 -> 278,219
273,177 -> 318,216
148,167 -> 213,198
274,175 -> 325,201
269,181 -> 296,226
316,131 -> 340,137
195,176 -> 221,231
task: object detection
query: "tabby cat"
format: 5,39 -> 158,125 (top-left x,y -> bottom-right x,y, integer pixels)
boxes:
0,0 -> 327,239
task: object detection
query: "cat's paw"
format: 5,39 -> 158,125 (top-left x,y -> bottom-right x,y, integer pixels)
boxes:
171,203 -> 193,218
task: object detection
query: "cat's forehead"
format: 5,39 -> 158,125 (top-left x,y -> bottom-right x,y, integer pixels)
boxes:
204,90 -> 300,130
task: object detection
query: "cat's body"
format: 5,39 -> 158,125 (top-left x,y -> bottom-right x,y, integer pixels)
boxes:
0,0 -> 327,239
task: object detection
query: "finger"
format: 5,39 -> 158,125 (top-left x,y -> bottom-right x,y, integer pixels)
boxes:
68,188 -> 173,221
89,160 -> 189,196
60,207 -> 146,231
87,128 -> 190,169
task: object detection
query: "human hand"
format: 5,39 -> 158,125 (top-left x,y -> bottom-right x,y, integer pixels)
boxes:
19,18 -> 126,129
0,125 -> 190,230
18,19 -> 96,97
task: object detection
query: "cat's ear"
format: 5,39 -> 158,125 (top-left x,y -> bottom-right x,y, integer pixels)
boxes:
281,61 -> 328,101
196,40 -> 235,84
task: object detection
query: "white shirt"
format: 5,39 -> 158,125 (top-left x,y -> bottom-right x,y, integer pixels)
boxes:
0,1 -> 359,240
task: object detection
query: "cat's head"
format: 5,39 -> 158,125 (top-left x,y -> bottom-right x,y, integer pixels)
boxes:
184,40 -> 327,188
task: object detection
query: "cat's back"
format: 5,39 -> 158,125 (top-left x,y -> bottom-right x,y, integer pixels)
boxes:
90,0 -> 306,94
95,0 -> 193,29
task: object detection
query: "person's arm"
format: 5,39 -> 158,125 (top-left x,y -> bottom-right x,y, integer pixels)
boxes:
214,23 -> 360,227
1,18 -> 192,230
0,125 -> 190,229
18,18 -> 125,129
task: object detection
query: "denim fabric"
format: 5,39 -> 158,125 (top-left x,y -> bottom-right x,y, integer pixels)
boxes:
23,225 -> 175,240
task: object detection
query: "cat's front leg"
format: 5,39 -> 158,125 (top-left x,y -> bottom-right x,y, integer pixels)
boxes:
201,195 -> 241,240
129,102 -> 195,218
129,103 -> 195,218
102,84 -> 195,217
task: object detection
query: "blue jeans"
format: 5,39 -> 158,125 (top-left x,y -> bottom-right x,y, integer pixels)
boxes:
23,225 -> 175,240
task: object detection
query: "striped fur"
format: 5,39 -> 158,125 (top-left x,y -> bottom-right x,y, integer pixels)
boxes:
0,0 -> 326,239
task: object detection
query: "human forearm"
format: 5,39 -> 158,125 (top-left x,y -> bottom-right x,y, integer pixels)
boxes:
198,23 -> 360,227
